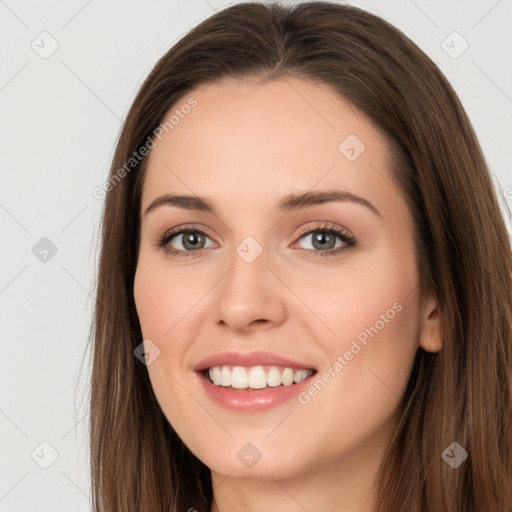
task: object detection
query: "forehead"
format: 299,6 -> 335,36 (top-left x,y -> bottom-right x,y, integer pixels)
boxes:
141,76 -> 396,214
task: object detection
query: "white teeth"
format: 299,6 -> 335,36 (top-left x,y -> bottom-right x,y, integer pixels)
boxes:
206,365 -> 313,389
221,366 -> 231,386
231,366 -> 248,389
281,368 -> 294,386
267,367 -> 282,387
211,366 -> 221,385
295,369 -> 308,383
248,366 -> 267,389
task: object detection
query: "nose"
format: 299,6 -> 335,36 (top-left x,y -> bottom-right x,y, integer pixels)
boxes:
213,245 -> 287,333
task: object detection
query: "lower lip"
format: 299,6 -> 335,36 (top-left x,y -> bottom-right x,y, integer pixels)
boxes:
196,371 -> 316,412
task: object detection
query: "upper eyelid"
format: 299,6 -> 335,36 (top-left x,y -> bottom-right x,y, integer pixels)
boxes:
163,222 -> 347,236
162,223 -> 219,243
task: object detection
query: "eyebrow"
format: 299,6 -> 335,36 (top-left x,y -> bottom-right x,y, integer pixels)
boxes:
143,190 -> 381,217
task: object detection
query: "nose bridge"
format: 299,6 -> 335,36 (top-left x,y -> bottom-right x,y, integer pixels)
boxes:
223,233 -> 270,298
213,232 -> 285,330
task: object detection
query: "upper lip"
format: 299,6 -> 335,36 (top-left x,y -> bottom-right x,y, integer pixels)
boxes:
194,351 -> 316,371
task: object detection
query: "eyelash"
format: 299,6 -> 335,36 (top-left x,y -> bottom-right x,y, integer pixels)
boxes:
155,222 -> 357,258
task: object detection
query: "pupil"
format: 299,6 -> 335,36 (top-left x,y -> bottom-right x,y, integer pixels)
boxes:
313,232 -> 334,250
184,232 -> 203,249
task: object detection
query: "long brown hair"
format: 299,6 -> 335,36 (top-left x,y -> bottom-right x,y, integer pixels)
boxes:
86,2 -> 512,510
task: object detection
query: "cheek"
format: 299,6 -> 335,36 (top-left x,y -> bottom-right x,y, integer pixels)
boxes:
291,274 -> 420,459
301,242 -> 421,411
133,254 -> 206,339
133,259 -> 204,430
301,243 -> 419,345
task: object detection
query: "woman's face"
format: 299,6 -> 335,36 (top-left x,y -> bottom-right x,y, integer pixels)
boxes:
133,76 -> 440,483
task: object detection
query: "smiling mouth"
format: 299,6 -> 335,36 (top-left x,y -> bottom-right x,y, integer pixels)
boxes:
201,365 -> 317,390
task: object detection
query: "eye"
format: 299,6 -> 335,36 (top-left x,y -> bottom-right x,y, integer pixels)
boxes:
154,221 -> 357,258
156,224 -> 216,257
292,222 -> 356,257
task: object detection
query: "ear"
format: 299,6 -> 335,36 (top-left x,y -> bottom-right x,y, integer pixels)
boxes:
419,294 -> 443,353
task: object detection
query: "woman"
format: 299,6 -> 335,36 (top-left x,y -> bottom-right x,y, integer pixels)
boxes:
88,2 -> 512,511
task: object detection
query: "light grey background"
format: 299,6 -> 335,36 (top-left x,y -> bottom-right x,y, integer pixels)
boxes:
1,0 -> 511,510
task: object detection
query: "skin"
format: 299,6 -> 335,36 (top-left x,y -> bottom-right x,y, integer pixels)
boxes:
133,76 -> 442,512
